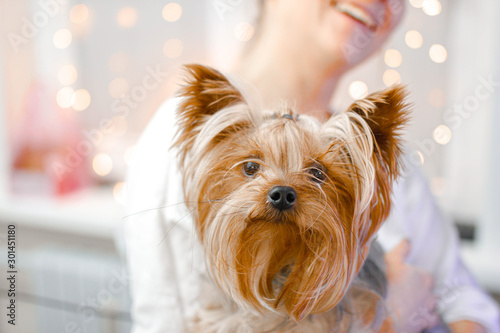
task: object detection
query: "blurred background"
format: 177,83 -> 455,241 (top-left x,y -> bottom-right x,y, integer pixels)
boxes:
0,0 -> 499,332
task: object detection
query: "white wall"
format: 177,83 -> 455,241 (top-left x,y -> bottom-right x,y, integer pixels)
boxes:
442,0 -> 498,224
476,0 -> 500,275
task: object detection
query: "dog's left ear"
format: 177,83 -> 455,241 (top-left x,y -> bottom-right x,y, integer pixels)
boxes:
174,64 -> 247,164
347,84 -> 410,179
347,85 -> 410,246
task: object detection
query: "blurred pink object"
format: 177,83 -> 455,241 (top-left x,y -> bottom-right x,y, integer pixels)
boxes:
11,82 -> 91,196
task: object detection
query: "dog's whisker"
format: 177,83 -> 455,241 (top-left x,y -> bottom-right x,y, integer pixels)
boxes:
122,199 -> 225,219
156,205 -> 198,247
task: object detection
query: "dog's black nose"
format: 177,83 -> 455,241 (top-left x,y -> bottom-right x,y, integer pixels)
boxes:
267,186 -> 297,211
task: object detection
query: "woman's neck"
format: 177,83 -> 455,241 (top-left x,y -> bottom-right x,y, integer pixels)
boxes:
233,29 -> 346,122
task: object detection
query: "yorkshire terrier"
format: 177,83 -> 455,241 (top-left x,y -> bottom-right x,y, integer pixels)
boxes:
173,64 -> 409,332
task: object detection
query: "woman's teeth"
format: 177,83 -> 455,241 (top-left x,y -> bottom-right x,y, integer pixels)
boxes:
333,2 -> 378,31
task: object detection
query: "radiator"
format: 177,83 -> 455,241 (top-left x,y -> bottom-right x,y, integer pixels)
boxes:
12,247 -> 132,333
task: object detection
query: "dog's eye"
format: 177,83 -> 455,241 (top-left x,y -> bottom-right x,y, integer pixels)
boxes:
308,167 -> 326,183
242,161 -> 260,177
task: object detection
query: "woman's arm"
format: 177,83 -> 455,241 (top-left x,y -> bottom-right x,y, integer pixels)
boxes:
449,320 -> 487,333
125,98 -> 203,333
378,161 -> 499,332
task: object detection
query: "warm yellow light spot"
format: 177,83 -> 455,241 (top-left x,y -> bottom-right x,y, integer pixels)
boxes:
348,81 -> 368,99
113,182 -> 127,205
53,29 -> 72,49
56,87 -> 75,109
409,0 -> 424,8
163,39 -> 183,58
433,124 -> 452,145
405,30 -> 423,49
162,3 -> 182,22
234,22 -> 255,42
58,65 -> 78,86
429,89 -> 446,108
384,49 -> 402,68
429,44 -> 447,63
431,177 -> 446,196
383,69 -> 401,87
109,116 -> 128,136
117,7 -> 138,28
92,153 -> 113,177
70,4 -> 89,23
422,0 -> 442,16
108,52 -> 129,72
108,78 -> 129,98
71,89 -> 91,111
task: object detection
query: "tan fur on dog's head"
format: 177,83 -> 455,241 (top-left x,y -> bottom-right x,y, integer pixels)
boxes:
174,64 -> 409,322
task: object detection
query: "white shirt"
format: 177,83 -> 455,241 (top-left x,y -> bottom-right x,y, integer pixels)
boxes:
124,98 -> 500,333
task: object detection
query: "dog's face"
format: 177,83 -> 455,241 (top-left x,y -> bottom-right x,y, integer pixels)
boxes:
175,65 -> 409,322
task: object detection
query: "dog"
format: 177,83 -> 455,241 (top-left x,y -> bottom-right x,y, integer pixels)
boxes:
173,64 -> 409,332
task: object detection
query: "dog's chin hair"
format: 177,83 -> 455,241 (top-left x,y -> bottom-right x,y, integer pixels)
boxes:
189,270 -> 390,333
203,199 -> 352,316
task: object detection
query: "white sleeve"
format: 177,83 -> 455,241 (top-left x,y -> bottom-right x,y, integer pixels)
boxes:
124,98 -> 203,333
378,163 -> 500,332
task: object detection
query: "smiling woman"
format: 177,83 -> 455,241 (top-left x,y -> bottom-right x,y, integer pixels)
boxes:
0,0 -> 498,332
119,0 -> 499,332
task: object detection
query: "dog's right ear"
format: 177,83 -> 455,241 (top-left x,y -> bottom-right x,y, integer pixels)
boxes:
174,64 -> 247,163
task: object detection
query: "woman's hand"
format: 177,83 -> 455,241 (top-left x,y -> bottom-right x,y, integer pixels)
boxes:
449,320 -> 487,333
384,240 -> 440,333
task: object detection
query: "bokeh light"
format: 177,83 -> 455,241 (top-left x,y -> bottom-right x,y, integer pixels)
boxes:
384,49 -> 402,68
108,52 -> 129,72
429,44 -> 448,63
422,0 -> 442,16
70,4 -> 89,23
71,89 -> 91,111
348,81 -> 368,99
429,89 -> 446,108
405,30 -> 423,49
162,3 -> 182,22
117,7 -> 138,28
433,124 -> 452,145
58,65 -> 78,86
109,78 -> 129,98
383,69 -> 401,87
92,153 -> 113,177
409,0 -> 424,8
109,116 -> 128,136
113,182 -> 127,205
56,87 -> 75,109
234,22 -> 255,42
163,39 -> 183,58
53,29 -> 72,49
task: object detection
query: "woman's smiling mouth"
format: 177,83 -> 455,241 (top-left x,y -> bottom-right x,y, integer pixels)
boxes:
331,1 -> 380,31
